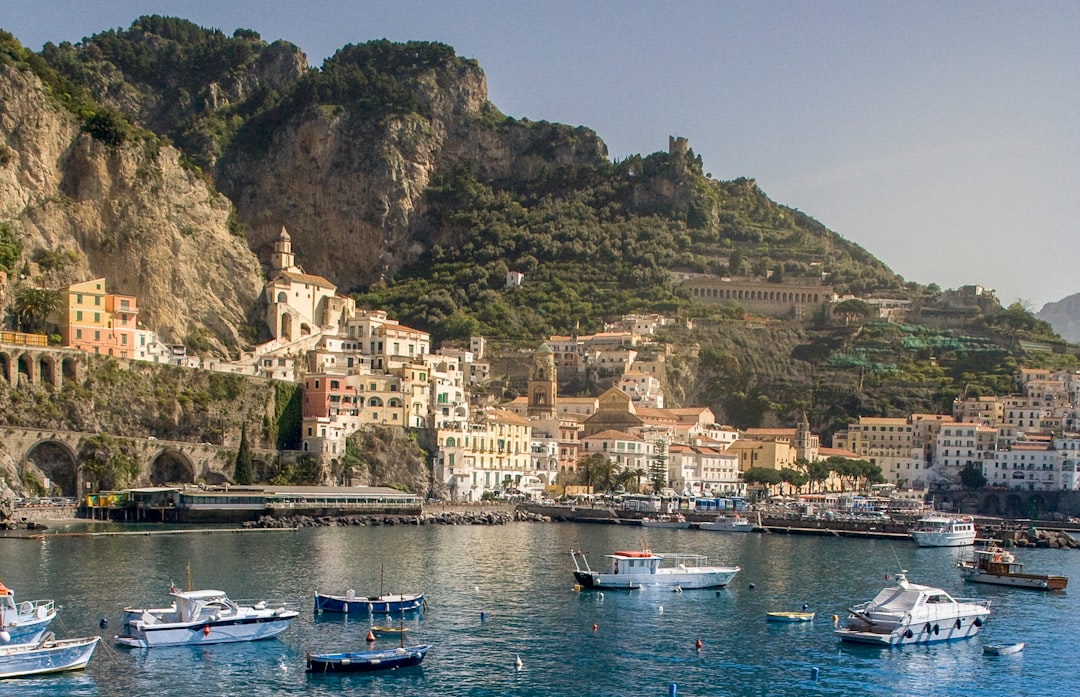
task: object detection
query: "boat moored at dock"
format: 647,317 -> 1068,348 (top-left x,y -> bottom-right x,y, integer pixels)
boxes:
314,591 -> 424,614
911,515 -> 976,547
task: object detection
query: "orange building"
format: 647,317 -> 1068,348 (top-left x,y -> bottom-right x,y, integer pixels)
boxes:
57,278 -> 139,358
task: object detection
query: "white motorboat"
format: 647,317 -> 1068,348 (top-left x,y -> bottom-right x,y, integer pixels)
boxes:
571,548 -> 739,590
911,515 -> 976,547
0,581 -> 56,645
958,540 -> 1068,590
835,572 -> 991,646
698,514 -> 753,533
0,635 -> 100,678
115,588 -> 298,648
640,514 -> 690,529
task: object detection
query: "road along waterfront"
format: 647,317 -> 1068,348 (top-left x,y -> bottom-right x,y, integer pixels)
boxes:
2,520 -> 1078,696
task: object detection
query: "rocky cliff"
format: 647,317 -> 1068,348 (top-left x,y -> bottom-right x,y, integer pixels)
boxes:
0,51 -> 265,354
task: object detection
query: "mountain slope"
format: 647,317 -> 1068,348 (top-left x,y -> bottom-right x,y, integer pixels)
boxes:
29,17 -> 905,344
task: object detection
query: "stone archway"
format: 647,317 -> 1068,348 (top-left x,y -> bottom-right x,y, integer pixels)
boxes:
40,354 -> 58,388
62,356 -> 79,383
0,352 -> 10,384
203,471 -> 229,485
24,440 -> 79,496
149,450 -> 195,485
17,352 -> 34,385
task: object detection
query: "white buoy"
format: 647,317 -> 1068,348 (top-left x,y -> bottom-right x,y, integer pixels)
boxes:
0,630 -> 10,643
515,654 -> 523,670
658,605 -> 664,614
475,586 -> 480,593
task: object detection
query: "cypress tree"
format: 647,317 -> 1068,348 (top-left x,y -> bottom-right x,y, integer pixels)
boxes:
234,424 -> 253,484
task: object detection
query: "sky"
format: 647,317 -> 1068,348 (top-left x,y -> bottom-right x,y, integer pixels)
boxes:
4,1 -> 1078,309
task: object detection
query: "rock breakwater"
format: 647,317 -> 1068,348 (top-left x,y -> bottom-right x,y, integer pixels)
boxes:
243,508 -> 550,528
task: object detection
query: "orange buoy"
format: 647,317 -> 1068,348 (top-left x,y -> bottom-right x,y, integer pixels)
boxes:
695,638 -> 703,650
366,630 -> 376,642
592,623 -> 598,632
203,626 -> 210,637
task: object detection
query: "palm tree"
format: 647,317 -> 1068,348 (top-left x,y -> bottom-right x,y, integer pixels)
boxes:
14,286 -> 62,334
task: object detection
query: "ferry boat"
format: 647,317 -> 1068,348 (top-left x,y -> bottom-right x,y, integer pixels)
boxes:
835,572 -> 991,646
571,548 -> 739,590
115,588 -> 298,648
958,540 -> 1068,590
910,515 -> 976,547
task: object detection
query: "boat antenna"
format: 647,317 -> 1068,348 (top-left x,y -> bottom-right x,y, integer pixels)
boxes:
400,613 -> 405,649
186,562 -> 192,592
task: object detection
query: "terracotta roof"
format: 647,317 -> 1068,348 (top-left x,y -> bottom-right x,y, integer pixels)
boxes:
279,270 -> 336,289
817,446 -> 861,458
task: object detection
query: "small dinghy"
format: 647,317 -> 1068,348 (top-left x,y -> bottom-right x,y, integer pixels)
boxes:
984,642 -> 1024,656
766,611 -> 815,622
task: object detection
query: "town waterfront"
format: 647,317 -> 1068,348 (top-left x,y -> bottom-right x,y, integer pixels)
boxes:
2,521 -> 1078,696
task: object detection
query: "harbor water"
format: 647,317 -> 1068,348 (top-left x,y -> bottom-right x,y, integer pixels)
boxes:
2,520 -> 1078,696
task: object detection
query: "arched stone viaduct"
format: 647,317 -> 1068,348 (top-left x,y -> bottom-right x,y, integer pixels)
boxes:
0,427 -> 270,497
0,342 -> 85,389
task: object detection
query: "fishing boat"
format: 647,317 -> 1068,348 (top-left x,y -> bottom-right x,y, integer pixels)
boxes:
115,586 -> 298,648
0,581 -> 57,645
314,591 -> 424,614
370,624 -> 410,636
958,540 -> 1068,590
984,642 -> 1024,656
571,547 -> 739,590
835,571 -> 991,646
698,514 -> 753,533
910,515 -> 977,547
0,635 -> 100,679
640,514 -> 690,529
315,563 -> 424,614
306,643 -> 431,673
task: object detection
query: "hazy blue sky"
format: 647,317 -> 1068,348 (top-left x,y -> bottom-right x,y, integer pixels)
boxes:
5,1 -> 1077,308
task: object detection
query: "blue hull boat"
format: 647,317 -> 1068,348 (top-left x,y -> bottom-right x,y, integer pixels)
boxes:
0,582 -> 57,645
0,635 -> 100,678
314,591 -> 424,614
306,644 -> 430,673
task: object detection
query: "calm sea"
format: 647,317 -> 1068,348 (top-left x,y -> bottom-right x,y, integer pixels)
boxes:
2,520 -> 1077,696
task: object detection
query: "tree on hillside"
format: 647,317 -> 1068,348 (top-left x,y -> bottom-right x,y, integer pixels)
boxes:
14,286 -> 62,334
743,466 -> 782,498
233,424 -> 253,485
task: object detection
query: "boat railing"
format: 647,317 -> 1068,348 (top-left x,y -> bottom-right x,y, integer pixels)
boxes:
570,549 -> 592,573
655,553 -> 709,566
952,598 -> 992,610
16,598 -> 55,618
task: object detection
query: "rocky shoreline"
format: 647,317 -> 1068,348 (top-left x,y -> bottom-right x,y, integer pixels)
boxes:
242,508 -> 552,528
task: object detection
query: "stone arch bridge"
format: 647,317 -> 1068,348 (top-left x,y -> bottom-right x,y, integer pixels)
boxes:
0,426 -> 276,497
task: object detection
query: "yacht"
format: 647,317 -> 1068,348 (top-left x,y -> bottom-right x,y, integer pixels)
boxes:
835,572 -> 991,646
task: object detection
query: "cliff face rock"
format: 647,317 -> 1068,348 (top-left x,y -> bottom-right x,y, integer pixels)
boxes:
218,57 -> 607,292
0,61 -> 265,353
1038,293 -> 1080,344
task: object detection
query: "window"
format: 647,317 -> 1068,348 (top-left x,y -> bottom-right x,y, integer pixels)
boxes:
76,310 -> 83,321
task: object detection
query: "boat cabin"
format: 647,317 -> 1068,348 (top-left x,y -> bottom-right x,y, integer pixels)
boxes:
169,590 -> 242,623
608,551 -> 662,575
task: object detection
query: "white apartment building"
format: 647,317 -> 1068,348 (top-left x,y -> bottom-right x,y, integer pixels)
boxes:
932,422 -> 996,484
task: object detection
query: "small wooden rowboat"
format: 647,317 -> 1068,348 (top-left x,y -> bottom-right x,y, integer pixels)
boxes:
306,644 -> 431,673
370,625 -> 409,635
983,642 -> 1024,656
766,611 -> 815,622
